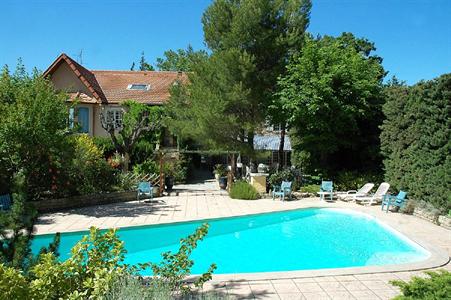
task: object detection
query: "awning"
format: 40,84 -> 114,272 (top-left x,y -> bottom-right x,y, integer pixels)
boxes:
253,134 -> 292,151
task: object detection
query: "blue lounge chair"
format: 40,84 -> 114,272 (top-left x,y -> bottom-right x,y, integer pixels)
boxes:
137,182 -> 153,203
272,181 -> 292,201
318,181 -> 333,201
0,194 -> 12,211
381,190 -> 407,212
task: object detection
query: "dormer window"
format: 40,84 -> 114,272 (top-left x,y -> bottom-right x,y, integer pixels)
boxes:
127,84 -> 150,91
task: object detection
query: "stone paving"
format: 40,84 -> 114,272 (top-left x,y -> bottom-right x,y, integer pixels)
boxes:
35,181 -> 451,299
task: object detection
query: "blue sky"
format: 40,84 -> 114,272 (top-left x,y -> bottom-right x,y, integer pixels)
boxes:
0,0 -> 450,84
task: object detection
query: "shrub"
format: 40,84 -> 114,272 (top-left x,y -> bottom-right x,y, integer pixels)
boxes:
300,184 -> 320,194
268,168 -> 301,191
229,181 -> 260,200
133,158 -> 160,175
163,155 -> 190,183
150,223 -> 217,293
334,171 -> 384,191
92,136 -> 116,158
69,134 -> 118,195
390,270 -> 451,299
0,263 -> 29,299
0,225 -> 217,298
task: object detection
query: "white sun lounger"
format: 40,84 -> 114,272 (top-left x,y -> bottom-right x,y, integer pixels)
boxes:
337,183 -> 374,201
354,182 -> 390,205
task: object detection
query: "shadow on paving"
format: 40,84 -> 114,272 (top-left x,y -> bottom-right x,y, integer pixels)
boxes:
183,278 -> 273,300
35,199 -> 182,224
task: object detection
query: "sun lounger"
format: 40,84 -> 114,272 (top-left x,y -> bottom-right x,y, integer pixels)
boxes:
337,183 -> 374,201
354,182 -> 390,205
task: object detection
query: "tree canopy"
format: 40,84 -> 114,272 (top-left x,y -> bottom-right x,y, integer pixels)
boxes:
156,45 -> 208,72
276,33 -> 385,174
166,0 -> 312,158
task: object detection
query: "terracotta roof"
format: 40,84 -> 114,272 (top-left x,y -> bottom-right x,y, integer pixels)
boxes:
91,70 -> 187,105
43,53 -> 108,104
44,53 -> 188,105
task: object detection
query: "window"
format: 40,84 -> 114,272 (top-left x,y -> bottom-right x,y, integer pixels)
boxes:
112,109 -> 123,129
127,84 -> 150,91
107,109 -> 123,129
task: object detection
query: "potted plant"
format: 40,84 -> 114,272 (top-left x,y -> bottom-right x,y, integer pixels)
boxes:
163,163 -> 175,191
213,164 -> 228,189
213,164 -> 227,181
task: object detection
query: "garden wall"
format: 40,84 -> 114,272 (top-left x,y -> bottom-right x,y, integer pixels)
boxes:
33,191 -> 138,213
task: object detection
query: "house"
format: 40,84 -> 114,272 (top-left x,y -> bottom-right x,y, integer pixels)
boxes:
44,53 -> 186,146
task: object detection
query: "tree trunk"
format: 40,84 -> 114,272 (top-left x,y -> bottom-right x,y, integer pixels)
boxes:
123,152 -> 130,172
227,153 -> 236,191
278,123 -> 286,171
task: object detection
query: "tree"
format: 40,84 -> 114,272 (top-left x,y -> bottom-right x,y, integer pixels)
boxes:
0,63 -> 72,199
0,61 -> 64,270
138,51 -> 155,71
380,74 -> 451,212
166,49 -> 256,155
100,100 -> 162,172
202,0 -> 312,164
156,45 -> 208,71
276,33 -> 385,174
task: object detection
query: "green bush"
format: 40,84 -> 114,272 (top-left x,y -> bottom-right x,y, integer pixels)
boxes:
0,225 -> 217,298
381,74 -> 451,213
69,134 -> 118,195
334,170 -> 384,191
300,184 -> 320,194
133,158 -> 160,175
229,181 -> 260,200
390,270 -> 451,299
92,136 -> 116,158
268,168 -> 300,190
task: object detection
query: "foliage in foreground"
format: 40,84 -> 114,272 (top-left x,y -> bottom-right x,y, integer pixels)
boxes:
0,224 -> 216,299
390,270 -> 451,299
381,74 -> 451,213
0,194 -> 36,270
229,181 -> 260,200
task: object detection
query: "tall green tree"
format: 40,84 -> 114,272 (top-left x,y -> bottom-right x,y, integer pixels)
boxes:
166,0 -> 311,167
0,62 -> 64,269
0,63 -> 72,198
380,74 -> 451,212
166,49 -> 256,155
156,45 -> 208,72
276,33 -> 385,174
139,51 -> 155,71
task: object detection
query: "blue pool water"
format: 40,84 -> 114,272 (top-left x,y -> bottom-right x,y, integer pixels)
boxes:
32,208 -> 429,274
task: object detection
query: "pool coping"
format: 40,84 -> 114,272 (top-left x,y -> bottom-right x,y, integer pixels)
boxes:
36,204 -> 450,281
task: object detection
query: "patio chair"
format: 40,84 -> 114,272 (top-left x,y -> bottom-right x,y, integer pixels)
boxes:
337,183 -> 374,202
381,190 -> 407,212
137,181 -> 153,203
0,194 -> 12,211
354,182 -> 390,206
272,181 -> 292,201
317,181 -> 333,201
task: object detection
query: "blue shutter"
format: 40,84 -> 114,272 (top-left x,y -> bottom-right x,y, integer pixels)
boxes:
77,107 -> 90,133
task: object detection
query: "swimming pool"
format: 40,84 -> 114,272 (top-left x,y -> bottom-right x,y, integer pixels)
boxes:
32,208 -> 429,275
